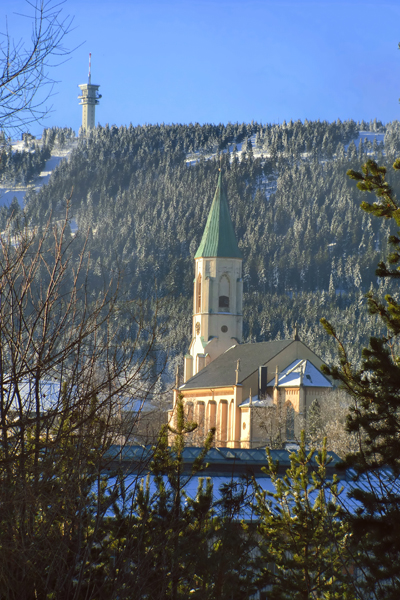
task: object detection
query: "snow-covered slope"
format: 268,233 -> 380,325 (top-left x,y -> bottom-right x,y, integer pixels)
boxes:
0,138 -> 78,207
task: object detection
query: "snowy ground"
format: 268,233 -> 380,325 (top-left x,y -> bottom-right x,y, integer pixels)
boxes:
185,136 -> 278,198
186,131 -> 386,167
0,138 -> 78,208
185,139 -> 250,167
185,130 -> 386,203
186,134 -> 277,200
0,131 -> 386,209
345,131 -> 384,150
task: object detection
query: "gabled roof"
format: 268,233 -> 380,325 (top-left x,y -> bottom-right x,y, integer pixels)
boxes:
181,340 -> 294,390
267,359 -> 332,388
104,444 -> 342,477
194,171 -> 243,259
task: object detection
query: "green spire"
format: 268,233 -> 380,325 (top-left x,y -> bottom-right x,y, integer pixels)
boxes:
194,171 -> 243,259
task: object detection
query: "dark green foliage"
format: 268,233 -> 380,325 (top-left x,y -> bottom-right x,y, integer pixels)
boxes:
146,398 -> 257,599
15,119 -> 400,385
99,398 -> 257,600
0,127 -> 74,189
254,432 -> 355,600
321,158 -> 400,599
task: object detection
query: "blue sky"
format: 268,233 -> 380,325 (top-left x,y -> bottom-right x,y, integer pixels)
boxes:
3,0 -> 400,135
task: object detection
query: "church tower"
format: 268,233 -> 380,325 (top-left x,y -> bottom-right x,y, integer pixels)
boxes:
184,171 -> 243,382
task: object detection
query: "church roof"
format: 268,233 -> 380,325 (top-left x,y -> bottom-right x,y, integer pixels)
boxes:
181,340 -> 294,389
194,171 -> 243,259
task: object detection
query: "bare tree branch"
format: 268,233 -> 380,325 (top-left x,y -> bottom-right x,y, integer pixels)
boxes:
0,0 -> 75,137
0,202 -> 164,597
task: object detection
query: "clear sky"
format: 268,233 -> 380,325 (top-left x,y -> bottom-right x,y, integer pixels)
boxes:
3,0 -> 400,136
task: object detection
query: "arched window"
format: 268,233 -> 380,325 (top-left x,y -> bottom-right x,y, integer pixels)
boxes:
219,295 -> 229,309
197,401 -> 205,440
208,401 -> 217,431
197,273 -> 202,313
229,400 -> 235,442
218,275 -> 230,312
186,402 -> 194,422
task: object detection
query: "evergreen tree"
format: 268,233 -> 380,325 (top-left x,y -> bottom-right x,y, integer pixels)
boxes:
109,396 -> 256,600
8,119 -> 398,386
254,432 -> 355,600
150,396 -> 215,599
321,158 -> 400,599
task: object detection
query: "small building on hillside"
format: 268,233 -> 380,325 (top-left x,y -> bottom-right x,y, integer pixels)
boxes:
169,171 -> 333,448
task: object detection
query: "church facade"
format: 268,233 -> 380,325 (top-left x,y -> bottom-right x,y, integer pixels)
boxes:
169,172 -> 332,448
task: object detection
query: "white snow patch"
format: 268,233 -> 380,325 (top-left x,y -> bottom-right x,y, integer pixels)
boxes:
0,139 -> 78,207
345,131 -> 385,151
185,135 -> 264,167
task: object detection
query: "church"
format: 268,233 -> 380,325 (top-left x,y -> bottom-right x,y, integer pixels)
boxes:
169,171 -> 332,449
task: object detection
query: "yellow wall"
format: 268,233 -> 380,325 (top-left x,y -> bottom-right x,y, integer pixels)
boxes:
176,342 -> 332,448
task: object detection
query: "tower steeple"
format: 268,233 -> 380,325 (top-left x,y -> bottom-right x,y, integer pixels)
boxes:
184,171 -> 243,382
195,172 -> 242,260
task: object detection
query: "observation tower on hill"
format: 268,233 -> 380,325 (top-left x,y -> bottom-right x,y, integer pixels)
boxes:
78,53 -> 101,132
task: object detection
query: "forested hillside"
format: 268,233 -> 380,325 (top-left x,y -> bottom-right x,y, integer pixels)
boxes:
0,128 -> 75,186
3,118 -> 400,387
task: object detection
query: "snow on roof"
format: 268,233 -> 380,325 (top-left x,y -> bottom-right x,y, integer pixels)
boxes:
104,473 -> 260,520
6,378 -> 62,412
267,359 -> 332,388
104,468 -> 385,520
239,394 -> 274,408
102,446 -> 346,519
5,378 -> 154,414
